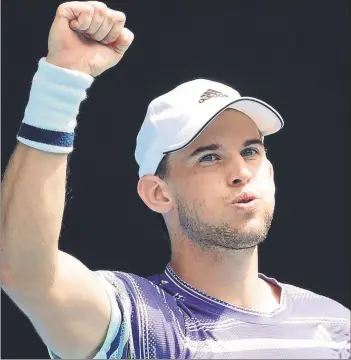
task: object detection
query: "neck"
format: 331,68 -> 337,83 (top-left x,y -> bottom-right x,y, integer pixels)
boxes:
170,236 -> 280,312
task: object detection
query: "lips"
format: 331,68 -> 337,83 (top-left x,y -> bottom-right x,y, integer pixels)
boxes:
233,192 -> 258,204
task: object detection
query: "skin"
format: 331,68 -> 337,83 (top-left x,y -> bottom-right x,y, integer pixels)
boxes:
1,1 -> 278,357
1,2 -> 134,358
138,109 -> 281,311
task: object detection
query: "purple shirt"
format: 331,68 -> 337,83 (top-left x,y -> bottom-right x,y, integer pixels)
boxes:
49,265 -> 350,359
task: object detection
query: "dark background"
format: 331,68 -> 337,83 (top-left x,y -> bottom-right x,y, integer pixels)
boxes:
1,0 -> 350,358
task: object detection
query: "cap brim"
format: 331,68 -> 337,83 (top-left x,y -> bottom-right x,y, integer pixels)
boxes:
164,96 -> 283,154
227,97 -> 283,136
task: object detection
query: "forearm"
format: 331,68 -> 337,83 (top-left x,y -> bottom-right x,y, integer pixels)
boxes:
1,143 -> 68,291
0,4 -> 133,358
0,56 -> 94,293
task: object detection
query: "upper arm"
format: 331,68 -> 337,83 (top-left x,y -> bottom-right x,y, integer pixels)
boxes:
3,251 -> 120,359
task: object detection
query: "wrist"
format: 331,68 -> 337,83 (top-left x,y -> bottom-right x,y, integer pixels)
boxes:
42,57 -> 94,86
17,57 -> 94,153
46,54 -> 93,77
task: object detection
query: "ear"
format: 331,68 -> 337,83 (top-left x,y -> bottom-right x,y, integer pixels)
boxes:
137,175 -> 173,214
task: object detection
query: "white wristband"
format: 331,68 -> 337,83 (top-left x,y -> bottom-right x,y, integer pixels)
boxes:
17,58 -> 94,153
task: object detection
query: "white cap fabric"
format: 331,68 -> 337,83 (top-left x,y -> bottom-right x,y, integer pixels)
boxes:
135,79 -> 284,178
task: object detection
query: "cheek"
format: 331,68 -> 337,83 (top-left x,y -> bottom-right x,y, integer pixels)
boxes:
256,161 -> 275,195
174,174 -> 223,208
177,170 -> 217,193
177,179 -> 211,200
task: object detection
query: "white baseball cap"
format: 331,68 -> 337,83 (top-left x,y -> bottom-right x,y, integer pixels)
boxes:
135,79 -> 284,178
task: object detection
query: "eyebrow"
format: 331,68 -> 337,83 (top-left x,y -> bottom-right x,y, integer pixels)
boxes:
187,138 -> 264,159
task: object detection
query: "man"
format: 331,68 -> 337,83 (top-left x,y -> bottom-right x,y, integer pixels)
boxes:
1,1 -> 349,359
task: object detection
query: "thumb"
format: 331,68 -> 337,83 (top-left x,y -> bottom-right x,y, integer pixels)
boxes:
53,3 -> 94,32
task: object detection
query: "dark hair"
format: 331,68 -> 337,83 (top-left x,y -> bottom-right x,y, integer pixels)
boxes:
154,154 -> 171,241
155,154 -> 170,179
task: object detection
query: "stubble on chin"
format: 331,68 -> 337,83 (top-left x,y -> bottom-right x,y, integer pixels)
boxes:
177,198 -> 273,251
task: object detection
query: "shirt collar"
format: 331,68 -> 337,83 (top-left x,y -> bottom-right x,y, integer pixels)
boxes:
160,263 -> 293,324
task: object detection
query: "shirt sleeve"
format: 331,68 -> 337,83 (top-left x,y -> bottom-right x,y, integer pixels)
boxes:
47,271 -> 125,359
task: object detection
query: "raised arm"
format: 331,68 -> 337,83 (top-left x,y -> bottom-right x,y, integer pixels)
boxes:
1,2 -> 134,358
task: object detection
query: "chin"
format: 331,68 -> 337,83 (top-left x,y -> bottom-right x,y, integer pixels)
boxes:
228,218 -> 270,240
230,215 -> 265,229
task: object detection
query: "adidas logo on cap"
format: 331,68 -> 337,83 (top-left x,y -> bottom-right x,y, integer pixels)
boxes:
199,89 -> 228,103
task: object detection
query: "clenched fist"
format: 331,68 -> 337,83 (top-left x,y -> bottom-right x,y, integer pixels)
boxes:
46,1 -> 134,77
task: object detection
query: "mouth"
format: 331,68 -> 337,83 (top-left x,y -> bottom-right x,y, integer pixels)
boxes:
231,193 -> 259,211
233,193 -> 258,204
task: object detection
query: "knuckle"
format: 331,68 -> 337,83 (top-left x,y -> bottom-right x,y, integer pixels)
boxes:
92,2 -> 108,12
115,11 -> 126,23
85,5 -> 95,15
87,1 -> 107,6
105,11 -> 116,26
95,8 -> 107,18
111,19 -> 123,31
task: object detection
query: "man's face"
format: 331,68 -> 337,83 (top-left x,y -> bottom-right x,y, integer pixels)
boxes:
165,109 -> 276,250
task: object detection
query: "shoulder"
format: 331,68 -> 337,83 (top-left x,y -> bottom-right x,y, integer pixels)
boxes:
94,269 -> 182,318
94,270 -> 186,359
282,283 -> 350,357
283,282 -> 350,322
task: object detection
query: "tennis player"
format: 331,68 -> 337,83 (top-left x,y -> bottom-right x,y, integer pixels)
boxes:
1,2 -> 350,359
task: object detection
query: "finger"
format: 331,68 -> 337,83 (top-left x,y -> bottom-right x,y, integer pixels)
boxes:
108,27 -> 134,57
56,2 -> 94,31
84,2 -> 108,35
100,12 -> 126,44
93,9 -> 126,42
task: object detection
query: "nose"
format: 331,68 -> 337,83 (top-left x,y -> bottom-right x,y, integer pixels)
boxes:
227,157 -> 252,187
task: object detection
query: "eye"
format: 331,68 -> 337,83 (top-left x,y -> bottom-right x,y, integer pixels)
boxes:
241,147 -> 260,158
199,153 -> 220,163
